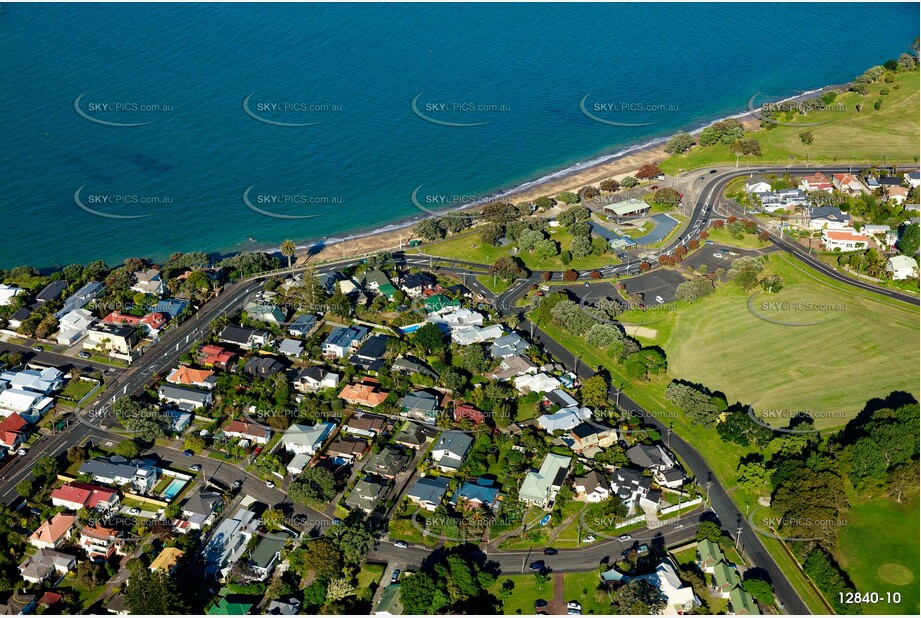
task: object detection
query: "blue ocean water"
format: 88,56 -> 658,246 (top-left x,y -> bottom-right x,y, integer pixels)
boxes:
0,2 -> 917,269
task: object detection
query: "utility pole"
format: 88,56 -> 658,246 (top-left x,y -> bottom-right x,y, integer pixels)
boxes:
735,524 -> 743,551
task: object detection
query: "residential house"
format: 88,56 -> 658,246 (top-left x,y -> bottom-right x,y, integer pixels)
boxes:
887,185 -> 909,204
349,334 -> 390,372
224,420 -> 271,445
51,481 -> 119,512
831,173 -> 866,194
287,314 -> 318,338
0,594 -> 37,616
361,270 -> 397,298
83,324 -> 138,358
394,422 -> 437,449
713,560 -> 743,598
55,308 -> 96,346
426,307 -> 483,328
166,366 -> 217,390
453,403 -> 485,426
611,467 -> 653,513
131,269 -> 166,296
604,558 -> 697,615
165,409 -> 192,434
519,453 -> 571,508
158,383 -> 212,411
277,338 -> 304,357
0,366 -> 63,394
887,255 -> 919,280
282,422 -> 336,455
805,206 -> 851,231
101,310 -> 168,336
0,284 -> 24,306
363,446 -> 410,478
544,389 -> 579,409
245,302 -> 287,326
286,453 -> 311,475
450,479 -> 501,511
29,513 -> 77,549
877,176 -> 903,187
489,332 -> 529,358
423,294 -> 459,314
150,547 -> 185,574
573,471 -> 610,503
203,507 -> 258,577
696,538 -> 723,573
345,477 -> 386,513
35,280 -> 68,304
266,598 -> 300,615
218,324 -> 270,350
198,344 -> 237,370
569,423 -> 618,453
78,456 -> 159,492
339,381 -> 389,408
250,535 -> 288,580
450,323 -> 506,346
626,444 -> 675,472
488,354 -> 538,381
756,189 -> 809,213
798,172 -> 833,193
822,229 -> 869,251
7,307 -> 32,330
294,366 -> 339,393
537,406 -> 591,433
431,431 -> 473,472
344,413 -> 387,438
904,171 -> 921,188
154,298 -> 190,319
398,390 -> 440,422
181,490 -> 223,530
55,281 -> 104,319
322,325 -> 369,358
0,413 -> 30,451
744,176 -> 772,194
243,356 -> 285,378
406,477 -> 449,511
399,272 -> 436,298
80,524 -> 124,561
514,372 -> 561,394
19,549 -> 76,584
730,587 -> 761,615
0,388 -> 53,423
326,435 -> 370,461
392,356 -> 438,379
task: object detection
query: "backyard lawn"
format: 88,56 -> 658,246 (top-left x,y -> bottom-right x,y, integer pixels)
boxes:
563,571 -> 611,614
490,573 -> 555,615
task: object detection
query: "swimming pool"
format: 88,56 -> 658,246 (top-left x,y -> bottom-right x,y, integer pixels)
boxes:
161,478 -> 187,501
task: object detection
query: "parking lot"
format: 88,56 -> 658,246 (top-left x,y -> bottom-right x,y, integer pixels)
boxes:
680,242 -> 772,278
619,268 -> 687,304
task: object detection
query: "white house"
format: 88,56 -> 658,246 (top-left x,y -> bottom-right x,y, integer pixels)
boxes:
744,177 -> 772,194
0,389 -> 54,423
0,284 -> 24,306
822,229 -> 869,251
131,269 -> 166,296
294,366 -> 339,393
282,422 -> 336,455
514,372 -> 561,394
904,171 -> 920,188
887,255 -> 919,280
55,308 -> 96,346
519,453 -> 571,508
536,406 -> 591,433
430,431 -> 473,472
573,471 -> 610,503
0,367 -> 64,394
806,206 -> 851,231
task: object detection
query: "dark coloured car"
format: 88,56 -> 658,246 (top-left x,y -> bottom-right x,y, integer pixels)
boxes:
529,560 -> 545,571
535,600 -> 548,609
182,449 -> 194,457
543,548 -> 558,556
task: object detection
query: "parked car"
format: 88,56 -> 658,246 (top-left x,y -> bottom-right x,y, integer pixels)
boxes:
232,480 -> 243,489
182,449 -> 194,457
265,481 -> 276,488
394,541 -> 408,549
32,345 -> 43,352
535,600 -> 548,610
78,351 -> 90,359
582,535 -> 596,543
543,547 -> 558,556
529,560 -> 545,571
391,569 -> 401,583
705,240 -> 714,245
128,508 -> 141,515
568,602 -> 582,611
618,534 -> 632,541
697,175 -> 704,181
190,464 -> 202,472
713,253 -> 724,259
709,169 -> 718,174
655,295 -> 665,304
16,448 -> 27,456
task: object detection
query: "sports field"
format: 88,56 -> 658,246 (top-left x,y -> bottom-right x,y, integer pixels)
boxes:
659,253 -> 919,429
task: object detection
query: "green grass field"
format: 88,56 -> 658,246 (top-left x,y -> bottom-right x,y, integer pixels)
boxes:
661,71 -> 920,174
837,493 -> 920,615
415,227 -> 614,271
490,574 -> 554,614
660,253 -> 919,428
563,571 -> 611,614
703,227 -> 771,250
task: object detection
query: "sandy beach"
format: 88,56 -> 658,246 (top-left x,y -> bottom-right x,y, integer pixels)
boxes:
298,115 -> 762,265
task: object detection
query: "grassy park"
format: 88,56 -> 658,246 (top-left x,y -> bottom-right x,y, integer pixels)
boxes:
660,71 -> 919,174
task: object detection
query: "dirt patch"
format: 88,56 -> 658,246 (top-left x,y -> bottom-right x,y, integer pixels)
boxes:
624,325 -> 658,339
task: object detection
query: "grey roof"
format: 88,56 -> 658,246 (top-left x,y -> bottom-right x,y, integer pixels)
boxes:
219,324 -> 259,345
407,476 -> 449,504
626,444 -> 669,468
434,431 -> 473,458
36,280 -> 68,303
182,490 -> 222,517
244,356 -> 285,377
395,422 -> 436,446
79,457 -> 157,482
350,334 -> 390,371
364,446 -> 410,477
345,478 -> 386,511
288,314 -> 317,333
392,356 -> 438,378
809,206 -> 851,222
158,383 -> 212,405
323,325 -> 368,349
490,332 -> 529,358
297,366 -> 328,382
400,391 -> 439,412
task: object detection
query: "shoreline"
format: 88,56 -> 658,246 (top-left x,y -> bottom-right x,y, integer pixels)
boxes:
290,83 -> 845,266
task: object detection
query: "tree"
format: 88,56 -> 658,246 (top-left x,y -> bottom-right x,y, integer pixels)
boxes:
562,269 -> 579,282
571,235 -> 593,259
665,131 -> 694,154
327,285 -> 351,318
280,239 -> 297,269
413,322 -> 447,353
326,578 -> 356,602
414,219 -> 444,241
534,239 -> 559,259
114,439 -> 141,459
898,223 -> 919,256
16,478 -> 33,498
518,229 -> 544,252
534,196 -> 554,210
675,279 -> 715,302
489,256 -> 526,281
580,375 -> 609,408
458,343 -> 491,374
620,176 -> 638,188
289,467 -> 337,505
600,179 -> 620,192
556,192 -> 580,205
799,131 -> 814,145
611,580 -> 667,614
743,578 -> 775,606
581,185 -> 600,200
291,539 -> 342,579
696,521 -> 724,544
560,250 -> 572,265
479,223 -> 505,247
635,163 -> 662,180
126,569 -> 186,614
184,435 -> 206,453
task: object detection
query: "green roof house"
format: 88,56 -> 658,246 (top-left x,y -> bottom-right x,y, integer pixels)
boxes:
697,538 -> 724,573
730,586 -> 761,615
208,594 -> 254,615
374,583 -> 403,615
424,295 -> 459,313
712,560 -> 742,598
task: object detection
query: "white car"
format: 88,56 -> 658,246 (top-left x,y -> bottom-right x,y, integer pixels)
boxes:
582,535 -> 596,543
265,481 -> 276,488
567,602 -> 582,611
128,508 -> 141,515
394,541 -> 408,549
713,252 -> 724,259
655,295 -> 665,304
16,448 -> 27,456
